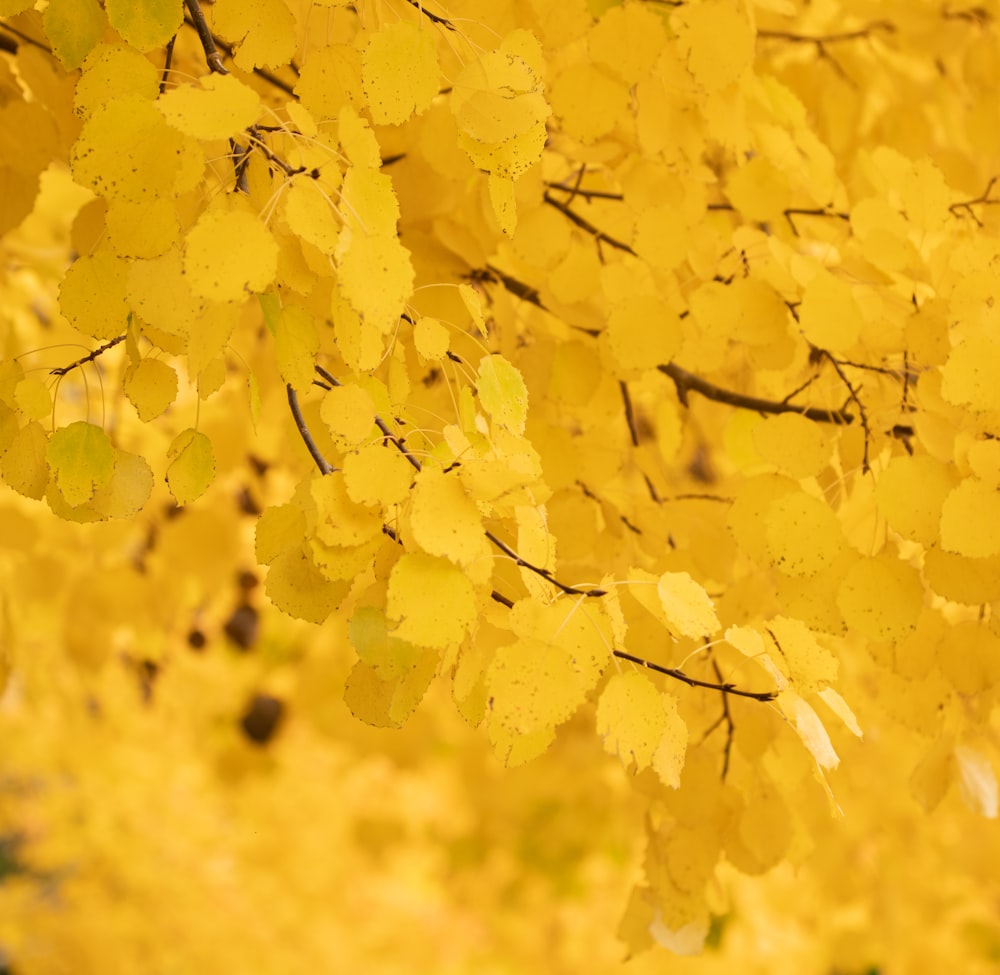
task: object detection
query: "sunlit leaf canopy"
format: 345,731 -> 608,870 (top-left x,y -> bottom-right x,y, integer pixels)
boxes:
2,0 -> 1000,972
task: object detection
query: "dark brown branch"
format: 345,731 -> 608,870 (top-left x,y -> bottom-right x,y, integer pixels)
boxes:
659,362 -> 854,424
49,335 -> 126,377
543,192 -> 636,255
286,384 -> 335,475
484,530 -> 607,598
490,589 -> 515,608
184,0 -> 228,74
712,658 -> 735,777
822,351 -> 871,473
620,381 -> 640,447
405,0 -> 456,29
783,207 -> 850,237
758,21 -> 895,45
478,265 -> 545,309
0,21 -> 51,54
159,35 -> 176,94
613,649 -> 778,701
544,181 -> 624,201
949,176 -> 999,226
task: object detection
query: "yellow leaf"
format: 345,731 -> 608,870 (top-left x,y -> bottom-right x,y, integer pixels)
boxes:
955,744 -> 998,819
940,337 -> 1000,412
678,0 -> 754,91
255,503 -> 307,565
940,478 -> 1000,558
799,269 -> 863,352
46,421 -> 116,506
338,235 -> 414,333
157,74 -> 261,140
123,358 -> 178,421
343,652 -> 438,728
184,206 -> 278,303
362,22 -> 440,126
476,354 -> 528,435
766,616 -> 838,694
409,467 -> 487,567
656,572 -> 720,640
597,671 -> 666,770
44,0 -> 105,69
311,474 -> 382,547
282,179 -> 341,254
652,693 -> 688,789
342,443 -> 413,506
265,545 -> 349,624
211,0 -> 296,71
165,428 -> 215,505
413,317 -> 450,360
765,491 -> 844,576
386,553 -> 476,647
75,43 -> 161,117
875,454 -> 957,543
605,295 -> 681,375
836,556 -> 923,643
752,413 -> 832,479
488,174 -> 517,237
13,377 -> 51,421
319,382 -> 376,449
106,0 -> 182,52
349,606 -> 425,679
549,62 -> 630,143
0,421 -> 49,499
783,692 -> 839,769
60,249 -> 130,340
106,197 -> 179,260
274,304 -> 319,391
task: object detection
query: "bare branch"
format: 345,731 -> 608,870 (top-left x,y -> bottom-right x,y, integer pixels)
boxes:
184,0 -> 228,74
286,384 -> 335,475
543,191 -> 637,256
49,335 -> 126,377
613,649 -> 778,702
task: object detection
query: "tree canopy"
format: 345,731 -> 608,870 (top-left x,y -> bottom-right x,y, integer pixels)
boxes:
1,0 -> 1000,972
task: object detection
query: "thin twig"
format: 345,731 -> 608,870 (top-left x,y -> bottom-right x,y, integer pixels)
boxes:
286,384 -> 335,475
160,35 -> 176,94
620,381 -> 640,447
484,530 -> 607,598
949,176 -> 999,226
821,351 -> 871,472
712,658 -> 735,778
613,649 -> 777,701
49,335 -> 126,377
542,192 -> 637,255
405,0 -> 456,30
544,181 -> 624,201
0,21 -> 51,53
757,21 -> 895,44
659,362 -> 854,424
184,0 -> 228,74
783,207 -> 850,236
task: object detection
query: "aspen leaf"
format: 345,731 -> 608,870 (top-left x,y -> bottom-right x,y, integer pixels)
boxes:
817,687 -> 863,738
184,208 -> 278,302
106,197 -> 179,259
940,478 -> 1000,558
13,377 -> 51,421
837,556 -> 923,643
343,653 -> 437,728
46,422 -> 115,506
409,467 -> 486,567
766,616 -> 838,694
414,317 -> 450,360
910,736 -> 953,812
784,693 -> 839,769
60,249 -> 130,340
123,358 -> 178,421
211,0 -> 296,70
349,606 -> 425,679
875,454 -> 957,543
652,693 -> 688,789
361,22 -> 439,126
44,0 -> 105,69
680,0 -> 754,90
255,504 -> 307,565
487,638 -> 584,735
265,546 -> 348,624
274,304 -> 319,392
106,0 -> 182,52
386,553 -> 477,647
88,449 -> 154,520
588,3 -> 666,84
799,269 -> 863,352
157,74 -> 261,140
649,912 -> 708,957
342,444 -> 413,506
1,422 -> 49,499
75,44 -> 162,116
282,179 -> 341,254
940,337 -> 1000,412
597,671 -> 665,770
340,167 -> 400,237
549,63 -> 629,142
656,572 -> 720,639
766,491 -> 844,576
319,383 -> 376,449
165,429 -> 215,505
488,174 -> 518,236
753,414 -> 831,479
338,235 -> 414,333
476,354 -> 528,435
606,295 -> 681,374
312,474 -> 382,548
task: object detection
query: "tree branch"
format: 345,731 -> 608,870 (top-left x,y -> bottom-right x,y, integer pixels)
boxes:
286,384 -> 335,475
949,176 -> 1000,226
543,191 -> 637,256
49,335 -> 126,377
659,362 -> 854,424
404,0 -> 456,30
484,529 -> 607,598
184,0 -> 228,75
613,649 -> 778,701
821,351 -> 872,472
